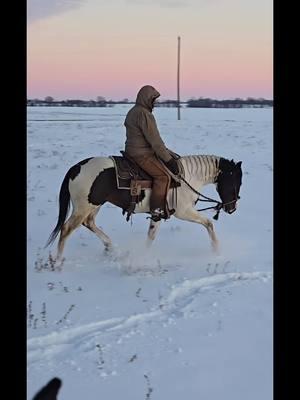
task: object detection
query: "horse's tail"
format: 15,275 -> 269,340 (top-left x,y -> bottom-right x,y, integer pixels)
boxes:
45,171 -> 71,247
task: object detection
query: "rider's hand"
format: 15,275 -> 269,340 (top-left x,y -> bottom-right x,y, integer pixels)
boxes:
166,158 -> 179,175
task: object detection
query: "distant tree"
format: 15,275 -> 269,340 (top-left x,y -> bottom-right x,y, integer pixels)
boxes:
156,99 -> 177,108
187,98 -> 212,108
96,96 -> 106,103
45,96 -> 54,102
246,97 -> 256,105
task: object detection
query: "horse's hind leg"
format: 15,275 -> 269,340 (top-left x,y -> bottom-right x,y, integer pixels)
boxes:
57,212 -> 87,260
82,207 -> 113,252
146,220 -> 161,248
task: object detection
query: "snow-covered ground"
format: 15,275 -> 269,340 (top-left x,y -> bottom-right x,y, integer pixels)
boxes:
27,105 -> 273,400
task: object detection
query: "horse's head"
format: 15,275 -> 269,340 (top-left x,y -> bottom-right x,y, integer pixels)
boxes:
216,158 -> 242,214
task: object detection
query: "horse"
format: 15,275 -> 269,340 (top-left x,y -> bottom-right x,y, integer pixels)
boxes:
46,154 -> 242,259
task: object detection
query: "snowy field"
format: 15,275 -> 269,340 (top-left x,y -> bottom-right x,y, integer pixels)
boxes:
27,105 -> 273,400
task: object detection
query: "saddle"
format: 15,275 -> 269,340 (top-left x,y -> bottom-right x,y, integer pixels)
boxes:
110,151 -> 181,221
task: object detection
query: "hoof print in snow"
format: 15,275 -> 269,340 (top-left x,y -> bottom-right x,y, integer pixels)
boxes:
34,253 -> 65,272
129,354 -> 137,363
144,374 -> 153,400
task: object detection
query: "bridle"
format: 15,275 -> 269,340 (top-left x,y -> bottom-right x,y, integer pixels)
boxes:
179,176 -> 240,220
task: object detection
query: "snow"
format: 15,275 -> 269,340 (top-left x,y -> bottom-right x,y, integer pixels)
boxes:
27,105 -> 273,399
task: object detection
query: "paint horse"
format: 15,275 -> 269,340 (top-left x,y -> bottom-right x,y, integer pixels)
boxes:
46,155 -> 242,259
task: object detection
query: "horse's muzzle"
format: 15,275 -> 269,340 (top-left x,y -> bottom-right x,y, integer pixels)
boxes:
224,203 -> 237,214
227,207 -> 236,214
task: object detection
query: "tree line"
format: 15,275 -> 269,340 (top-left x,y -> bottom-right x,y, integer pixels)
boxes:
27,96 -> 273,108
186,97 -> 273,108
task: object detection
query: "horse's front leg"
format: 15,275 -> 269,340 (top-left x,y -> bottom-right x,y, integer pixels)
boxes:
175,208 -> 220,254
146,219 -> 161,247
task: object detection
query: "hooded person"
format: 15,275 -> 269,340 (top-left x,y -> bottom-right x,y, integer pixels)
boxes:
124,85 -> 179,221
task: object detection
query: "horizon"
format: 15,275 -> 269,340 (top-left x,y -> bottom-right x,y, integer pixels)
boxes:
27,0 -> 273,100
27,95 -> 273,102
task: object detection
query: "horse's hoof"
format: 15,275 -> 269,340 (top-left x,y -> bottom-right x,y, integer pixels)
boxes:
212,242 -> 221,255
104,246 -> 112,253
103,245 -> 114,256
146,238 -> 154,248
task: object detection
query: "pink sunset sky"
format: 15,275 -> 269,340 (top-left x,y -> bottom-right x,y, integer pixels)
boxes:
27,0 -> 273,101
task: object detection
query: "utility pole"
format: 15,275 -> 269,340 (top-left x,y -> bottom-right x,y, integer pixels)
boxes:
177,36 -> 181,120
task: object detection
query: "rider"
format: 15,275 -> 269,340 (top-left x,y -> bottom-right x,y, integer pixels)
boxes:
124,85 -> 179,221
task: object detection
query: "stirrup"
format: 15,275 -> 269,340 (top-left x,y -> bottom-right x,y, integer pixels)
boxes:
147,208 -> 163,222
148,214 -> 162,222
148,208 -> 175,222
168,208 -> 176,217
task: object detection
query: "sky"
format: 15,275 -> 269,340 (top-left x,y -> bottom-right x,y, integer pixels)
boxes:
27,0 -> 273,101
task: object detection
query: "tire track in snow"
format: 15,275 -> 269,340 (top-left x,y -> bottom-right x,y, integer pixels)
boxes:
27,271 -> 271,365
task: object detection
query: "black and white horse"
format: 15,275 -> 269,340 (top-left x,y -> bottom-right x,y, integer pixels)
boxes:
47,155 -> 242,259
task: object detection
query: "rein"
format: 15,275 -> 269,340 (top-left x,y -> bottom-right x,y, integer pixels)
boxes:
179,176 -> 238,221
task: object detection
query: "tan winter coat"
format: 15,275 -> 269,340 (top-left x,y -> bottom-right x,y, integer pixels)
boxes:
124,85 -> 172,163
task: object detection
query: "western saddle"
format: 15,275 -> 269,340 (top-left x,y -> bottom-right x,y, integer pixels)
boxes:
110,151 -> 181,221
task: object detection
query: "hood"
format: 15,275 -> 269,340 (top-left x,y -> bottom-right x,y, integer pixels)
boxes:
135,85 -> 160,111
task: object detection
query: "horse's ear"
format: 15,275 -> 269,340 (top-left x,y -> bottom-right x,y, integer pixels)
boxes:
236,161 -> 242,168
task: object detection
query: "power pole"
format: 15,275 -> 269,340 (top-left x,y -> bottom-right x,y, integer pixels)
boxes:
177,36 -> 181,120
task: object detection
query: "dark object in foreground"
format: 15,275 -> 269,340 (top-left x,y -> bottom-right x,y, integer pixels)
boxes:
32,378 -> 62,400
